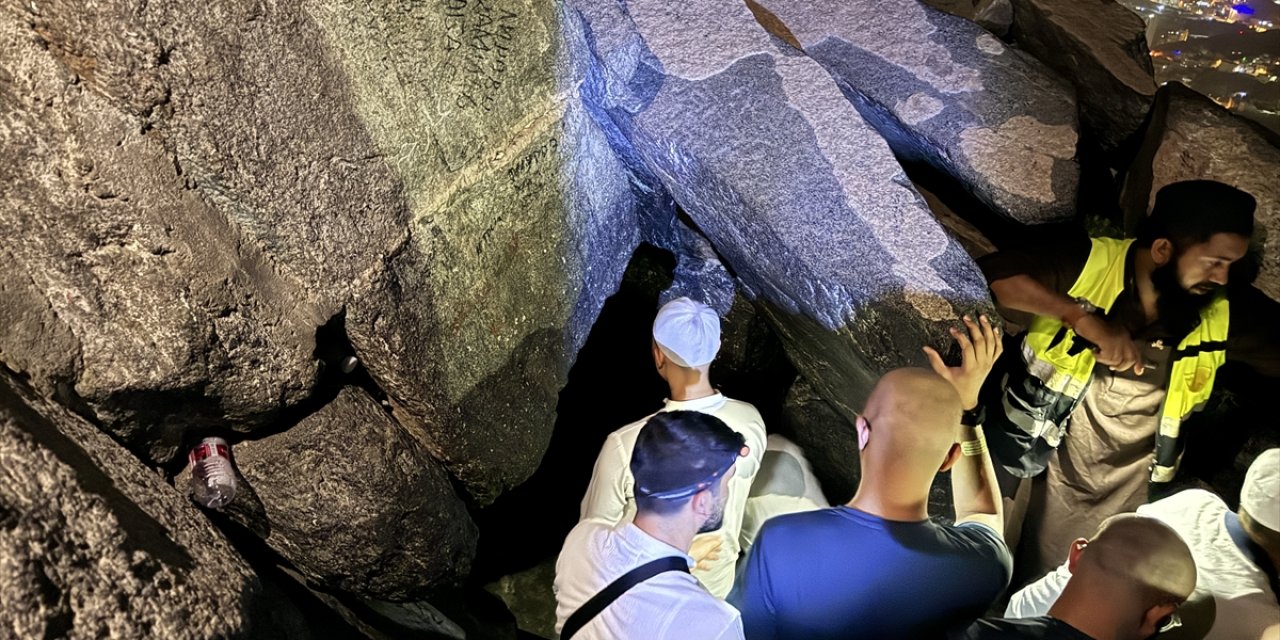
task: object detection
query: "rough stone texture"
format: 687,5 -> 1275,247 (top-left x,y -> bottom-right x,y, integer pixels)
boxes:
1008,0 -> 1156,153
921,0 -> 978,20
1122,83 -> 1280,302
563,0 -> 999,420
232,387 -> 477,602
0,6 -> 333,464
0,0 -> 637,501
319,0 -> 639,502
779,377 -> 861,505
916,183 -> 998,259
751,0 -> 1080,225
0,370 -> 264,639
780,376 -> 956,522
974,0 -> 1014,37
484,560 -> 556,640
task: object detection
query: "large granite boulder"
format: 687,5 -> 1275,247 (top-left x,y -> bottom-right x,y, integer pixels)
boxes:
562,0 -> 996,419
0,8 -> 329,464
0,370 -> 268,638
0,0 -> 638,501
1122,83 -> 1280,302
1008,0 -> 1156,154
232,387 -> 478,602
779,377 -> 860,505
303,0 -> 639,502
975,0 -> 1014,37
750,0 -> 1080,225
921,0 -> 978,20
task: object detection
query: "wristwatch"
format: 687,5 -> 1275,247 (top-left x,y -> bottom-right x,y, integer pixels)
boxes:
961,405 -> 986,427
1062,297 -> 1099,329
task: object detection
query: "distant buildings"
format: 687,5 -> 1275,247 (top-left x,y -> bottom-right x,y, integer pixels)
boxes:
1120,0 -> 1280,133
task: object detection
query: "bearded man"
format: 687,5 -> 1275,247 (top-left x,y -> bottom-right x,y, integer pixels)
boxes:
979,179 -> 1280,578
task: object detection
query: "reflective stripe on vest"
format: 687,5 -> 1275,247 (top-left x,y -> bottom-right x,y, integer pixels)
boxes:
1153,294 -> 1229,481
1021,238 -> 1230,482
1022,238 -> 1132,397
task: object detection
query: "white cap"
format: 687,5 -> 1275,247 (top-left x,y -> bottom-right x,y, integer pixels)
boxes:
1242,448 -> 1280,532
652,297 -> 721,368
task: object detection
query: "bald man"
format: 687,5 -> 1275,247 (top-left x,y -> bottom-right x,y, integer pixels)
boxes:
954,514 -> 1196,639
1006,449 -> 1280,640
731,316 -> 1012,639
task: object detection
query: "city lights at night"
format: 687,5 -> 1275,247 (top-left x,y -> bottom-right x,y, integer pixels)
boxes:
1119,0 -> 1280,132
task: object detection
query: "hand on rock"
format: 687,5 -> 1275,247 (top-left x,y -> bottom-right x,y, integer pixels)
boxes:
923,314 -> 1003,411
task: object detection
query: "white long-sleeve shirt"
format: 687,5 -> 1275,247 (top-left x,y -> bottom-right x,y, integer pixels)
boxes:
579,393 -> 766,598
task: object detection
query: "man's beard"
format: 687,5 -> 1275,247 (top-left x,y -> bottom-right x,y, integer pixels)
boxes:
697,493 -> 728,534
1151,259 -> 1218,337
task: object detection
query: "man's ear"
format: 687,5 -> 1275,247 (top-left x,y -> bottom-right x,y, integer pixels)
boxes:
939,442 -> 962,472
1066,538 -> 1088,573
652,341 -> 666,369
1139,602 -> 1178,638
1151,238 -> 1174,267
856,416 -> 871,451
689,487 -> 714,518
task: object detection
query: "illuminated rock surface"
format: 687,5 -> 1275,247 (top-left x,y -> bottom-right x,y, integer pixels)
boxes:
1008,0 -> 1156,153
751,0 -> 1080,224
10,0 -> 1266,633
562,0 -> 996,417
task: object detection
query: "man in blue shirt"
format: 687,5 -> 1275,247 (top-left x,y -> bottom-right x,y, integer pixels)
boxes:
731,316 -> 1013,639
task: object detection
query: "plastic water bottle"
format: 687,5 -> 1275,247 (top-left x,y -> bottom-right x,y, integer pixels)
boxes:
189,437 -> 236,509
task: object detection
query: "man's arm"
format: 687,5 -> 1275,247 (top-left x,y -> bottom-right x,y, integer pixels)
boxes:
579,432 -> 632,523
924,315 -> 1003,532
988,275 -> 1142,374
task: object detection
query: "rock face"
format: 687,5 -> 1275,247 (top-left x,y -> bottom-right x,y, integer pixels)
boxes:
321,0 -> 639,502
1123,83 -> 1280,302
750,0 -> 1080,225
562,0 -> 998,419
1008,0 -> 1156,154
779,378 -> 860,504
0,7 -> 331,464
0,0 -> 637,502
233,387 -> 478,602
974,0 -> 1014,37
0,370 -> 265,639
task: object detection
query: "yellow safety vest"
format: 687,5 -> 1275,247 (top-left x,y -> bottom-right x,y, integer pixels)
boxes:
1022,237 -> 1229,482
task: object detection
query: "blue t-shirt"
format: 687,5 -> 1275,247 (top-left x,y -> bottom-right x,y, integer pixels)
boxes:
730,506 -> 1012,640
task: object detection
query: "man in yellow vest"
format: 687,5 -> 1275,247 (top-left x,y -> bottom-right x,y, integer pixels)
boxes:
979,179 -> 1280,580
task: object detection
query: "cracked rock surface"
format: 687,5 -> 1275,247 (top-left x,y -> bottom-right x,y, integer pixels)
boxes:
0,370 -> 264,639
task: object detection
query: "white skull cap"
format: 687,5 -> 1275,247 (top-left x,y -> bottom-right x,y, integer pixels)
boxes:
1242,448 -> 1280,532
652,297 -> 721,368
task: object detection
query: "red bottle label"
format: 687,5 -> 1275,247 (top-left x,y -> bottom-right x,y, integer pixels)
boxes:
188,442 -> 229,464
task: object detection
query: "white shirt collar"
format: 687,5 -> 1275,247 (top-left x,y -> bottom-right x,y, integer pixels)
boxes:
662,392 -> 726,413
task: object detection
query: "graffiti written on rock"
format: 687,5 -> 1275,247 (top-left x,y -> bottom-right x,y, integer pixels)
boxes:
443,0 -> 519,114
505,136 -> 558,192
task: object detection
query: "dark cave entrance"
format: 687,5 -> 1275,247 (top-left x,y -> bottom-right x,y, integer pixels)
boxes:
469,242 -> 797,583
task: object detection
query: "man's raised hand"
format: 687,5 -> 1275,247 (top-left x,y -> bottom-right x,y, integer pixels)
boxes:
923,314 -> 1003,411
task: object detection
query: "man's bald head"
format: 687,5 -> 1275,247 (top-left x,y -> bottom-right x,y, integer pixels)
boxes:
862,368 -> 963,461
1074,514 -> 1197,608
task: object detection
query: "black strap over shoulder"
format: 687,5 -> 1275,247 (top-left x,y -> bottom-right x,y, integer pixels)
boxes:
561,556 -> 690,639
